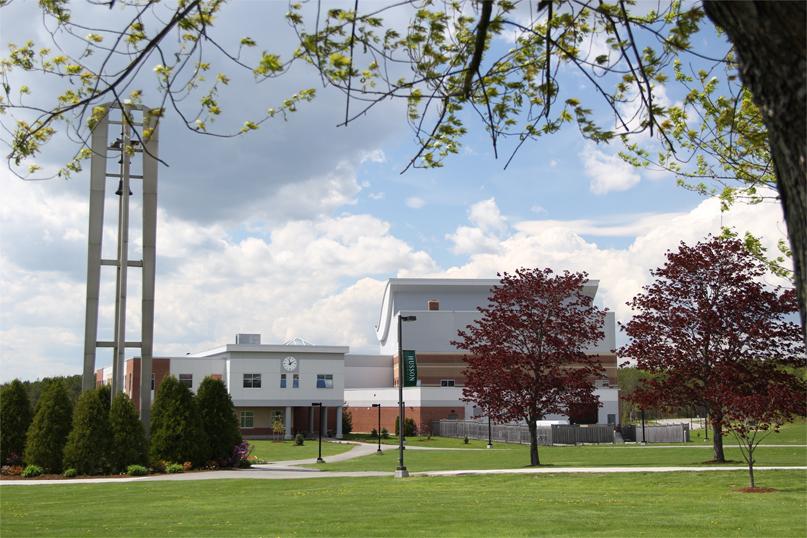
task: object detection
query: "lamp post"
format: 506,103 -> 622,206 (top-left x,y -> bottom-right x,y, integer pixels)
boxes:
397,314 -> 417,478
640,408 -> 646,444
372,403 -> 382,454
312,402 -> 324,463
487,415 -> 493,449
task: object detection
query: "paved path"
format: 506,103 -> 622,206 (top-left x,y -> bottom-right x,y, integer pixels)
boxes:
3,465 -> 805,486
3,440 -> 804,486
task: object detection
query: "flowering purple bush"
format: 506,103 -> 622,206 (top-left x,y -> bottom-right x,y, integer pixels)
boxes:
229,441 -> 253,468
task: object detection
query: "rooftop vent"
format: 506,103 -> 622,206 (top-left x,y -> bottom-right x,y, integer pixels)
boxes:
236,333 -> 261,345
282,336 -> 314,346
427,299 -> 440,311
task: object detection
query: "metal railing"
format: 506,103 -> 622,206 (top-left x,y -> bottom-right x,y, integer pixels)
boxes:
431,420 -> 615,445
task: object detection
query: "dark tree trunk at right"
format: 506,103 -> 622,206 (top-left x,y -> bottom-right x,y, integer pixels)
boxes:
703,1 -> 807,340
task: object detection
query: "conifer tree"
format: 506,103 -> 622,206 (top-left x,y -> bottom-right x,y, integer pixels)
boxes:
0,379 -> 32,464
149,376 -> 207,467
24,380 -> 73,473
195,377 -> 241,463
63,388 -> 112,475
109,392 -> 147,472
96,383 -> 112,414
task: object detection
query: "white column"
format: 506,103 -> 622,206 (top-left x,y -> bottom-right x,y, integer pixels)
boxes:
336,406 -> 343,439
309,407 -> 315,435
284,406 -> 293,440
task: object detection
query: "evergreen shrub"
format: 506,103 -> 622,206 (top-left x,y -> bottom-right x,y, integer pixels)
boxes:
24,381 -> 72,473
63,388 -> 112,475
0,379 -> 32,465
149,376 -> 207,468
196,377 -> 242,463
109,393 -> 147,472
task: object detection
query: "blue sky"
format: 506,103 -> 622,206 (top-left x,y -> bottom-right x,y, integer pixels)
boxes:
0,1 -> 789,381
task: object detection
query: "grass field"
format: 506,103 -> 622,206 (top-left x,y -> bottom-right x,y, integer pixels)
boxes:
1,471 -> 804,536
305,443 -> 807,472
249,440 -> 354,462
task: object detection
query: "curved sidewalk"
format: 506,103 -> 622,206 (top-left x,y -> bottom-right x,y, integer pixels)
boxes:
2,465 -> 805,486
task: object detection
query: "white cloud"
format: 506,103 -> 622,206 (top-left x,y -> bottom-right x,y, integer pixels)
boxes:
582,143 -> 641,194
405,196 -> 425,209
368,192 -> 385,200
549,160 -> 558,168
447,198 -> 509,255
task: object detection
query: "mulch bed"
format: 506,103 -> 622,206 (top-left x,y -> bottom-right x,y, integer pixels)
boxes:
736,487 -> 777,493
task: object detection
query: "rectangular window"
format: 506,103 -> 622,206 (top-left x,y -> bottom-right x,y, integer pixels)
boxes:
240,411 -> 254,429
440,379 -> 455,387
280,374 -> 287,388
179,374 -> 193,388
243,373 -> 261,388
316,374 -> 333,389
292,374 -> 299,389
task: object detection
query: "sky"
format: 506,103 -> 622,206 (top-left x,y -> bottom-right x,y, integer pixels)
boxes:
0,1 -> 791,382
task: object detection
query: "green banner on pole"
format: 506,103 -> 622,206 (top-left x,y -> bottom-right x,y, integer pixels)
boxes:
402,349 -> 418,387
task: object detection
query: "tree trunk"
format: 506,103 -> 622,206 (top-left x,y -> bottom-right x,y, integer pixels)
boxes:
711,417 -> 725,463
748,450 -> 755,488
703,1 -> 807,342
527,418 -> 540,466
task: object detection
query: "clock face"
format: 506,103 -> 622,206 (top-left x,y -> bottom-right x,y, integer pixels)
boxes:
282,356 -> 298,372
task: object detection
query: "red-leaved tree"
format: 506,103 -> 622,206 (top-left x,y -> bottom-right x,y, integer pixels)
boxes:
620,236 -> 805,463
721,362 -> 806,489
454,268 -> 608,466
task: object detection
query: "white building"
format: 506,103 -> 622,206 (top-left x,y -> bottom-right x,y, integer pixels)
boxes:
100,278 -> 619,437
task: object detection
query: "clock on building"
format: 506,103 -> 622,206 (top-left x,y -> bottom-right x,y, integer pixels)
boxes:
282,356 -> 298,372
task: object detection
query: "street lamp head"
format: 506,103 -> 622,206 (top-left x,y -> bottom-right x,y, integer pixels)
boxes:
372,403 -> 381,408
311,402 -> 322,407
401,315 -> 417,322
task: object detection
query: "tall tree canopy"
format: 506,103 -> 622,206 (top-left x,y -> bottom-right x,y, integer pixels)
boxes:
1,0 -> 804,330
619,236 -> 804,463
455,268 -> 607,466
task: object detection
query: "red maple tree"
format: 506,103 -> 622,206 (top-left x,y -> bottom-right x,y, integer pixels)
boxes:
620,236 -> 805,462
721,362 -> 806,489
454,268 -> 608,466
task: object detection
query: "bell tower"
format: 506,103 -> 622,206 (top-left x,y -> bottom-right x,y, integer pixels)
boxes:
81,102 -> 159,429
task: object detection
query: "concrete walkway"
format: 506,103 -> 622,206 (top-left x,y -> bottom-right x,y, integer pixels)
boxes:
2,464 -> 805,486
3,440 -> 804,486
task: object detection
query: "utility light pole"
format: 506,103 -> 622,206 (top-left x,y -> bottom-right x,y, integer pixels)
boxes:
396,314 -> 416,478
372,403 -> 382,454
312,402 -> 324,463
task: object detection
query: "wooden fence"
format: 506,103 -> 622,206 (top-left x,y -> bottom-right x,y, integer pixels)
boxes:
431,420 -> 615,445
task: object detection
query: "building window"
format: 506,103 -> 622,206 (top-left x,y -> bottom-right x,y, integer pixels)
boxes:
280,374 -> 287,388
440,379 -> 455,387
243,373 -> 261,388
292,374 -> 299,389
179,374 -> 193,388
240,411 -> 254,429
316,374 -> 333,389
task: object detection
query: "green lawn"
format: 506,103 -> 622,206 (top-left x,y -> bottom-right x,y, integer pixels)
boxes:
305,443 -> 807,472
685,419 -> 807,446
249,440 -> 354,462
2,471 -> 805,536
